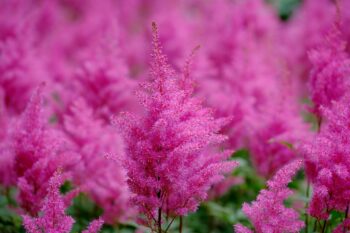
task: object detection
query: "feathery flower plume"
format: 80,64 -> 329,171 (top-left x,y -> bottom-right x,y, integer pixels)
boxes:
281,0 -> 336,90
303,94 -> 350,221
23,172 -> 103,233
197,0 -> 282,150
0,3 -> 45,115
308,22 -> 350,118
0,88 -> 16,186
248,94 -> 312,178
116,23 -> 237,230
235,160 -> 304,233
82,218 -> 104,233
69,29 -> 137,122
13,86 -> 78,215
63,99 -> 133,223
22,172 -> 75,233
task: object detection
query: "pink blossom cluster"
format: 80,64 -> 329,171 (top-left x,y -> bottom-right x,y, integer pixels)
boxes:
301,9 -> 350,230
62,99 -> 133,223
308,23 -> 350,118
116,23 -> 237,229
0,0 -> 136,227
300,2 -> 350,232
23,172 -> 103,233
14,86 -> 78,215
235,160 -> 304,233
303,89 -> 350,221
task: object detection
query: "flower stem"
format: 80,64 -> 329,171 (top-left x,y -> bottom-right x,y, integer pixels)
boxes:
343,204 -> 349,233
321,220 -> 327,233
179,216 -> 183,233
305,182 -> 310,233
158,207 -> 162,233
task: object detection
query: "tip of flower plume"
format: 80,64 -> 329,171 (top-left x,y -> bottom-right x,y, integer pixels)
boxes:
234,224 -> 253,233
110,111 -> 128,127
185,45 -> 201,67
267,159 -> 303,190
50,170 -> 65,186
82,218 -> 104,233
334,0 -> 341,22
20,84 -> 46,130
151,22 -> 160,46
192,45 -> 201,53
180,44 -> 201,91
151,21 -> 157,32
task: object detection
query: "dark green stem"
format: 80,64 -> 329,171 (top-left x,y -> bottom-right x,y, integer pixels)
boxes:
179,216 -> 183,233
305,182 -> 310,233
158,207 -> 162,233
343,204 -> 349,233
164,217 -> 176,233
321,220 -> 327,233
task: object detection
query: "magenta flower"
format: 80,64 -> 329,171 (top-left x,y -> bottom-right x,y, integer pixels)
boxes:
0,9 -> 45,115
13,86 -> 78,215
195,0 -> 297,153
235,160 -> 304,233
22,172 -> 75,233
0,88 -> 16,187
82,218 -> 104,233
308,22 -> 350,118
116,23 -> 237,229
71,32 -> 137,121
63,99 -> 134,223
248,97 -> 312,178
303,94 -> 350,220
281,0 -> 336,93
22,172 -> 103,233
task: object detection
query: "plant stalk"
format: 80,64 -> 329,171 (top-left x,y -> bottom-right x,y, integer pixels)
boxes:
179,216 -> 183,233
158,207 -> 162,233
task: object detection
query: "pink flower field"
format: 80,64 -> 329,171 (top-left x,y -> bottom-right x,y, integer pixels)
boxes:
0,0 -> 350,232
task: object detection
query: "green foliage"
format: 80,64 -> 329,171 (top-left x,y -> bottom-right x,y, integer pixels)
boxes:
184,149 -> 265,233
60,180 -> 74,194
267,0 -> 301,20
0,186 -> 24,233
67,193 -> 138,233
68,193 -> 103,232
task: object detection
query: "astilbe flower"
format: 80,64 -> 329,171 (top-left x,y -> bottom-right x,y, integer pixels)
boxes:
196,0 -> 289,150
0,8 -> 45,115
22,172 -> 103,233
63,99 -> 133,224
333,219 -> 350,233
29,0 -> 138,123
197,0 -> 279,72
208,176 -> 243,200
281,0 -> 336,92
82,218 -> 104,233
308,22 -> 350,118
233,47 -> 308,179
31,0 -> 121,81
248,91 -> 312,178
70,29 -> 137,122
13,86 -> 79,215
22,172 -> 75,233
196,0 -> 311,178
235,160 -> 304,233
342,0 -> 350,49
303,94 -> 350,221
0,88 -> 16,186
116,23 -> 237,229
